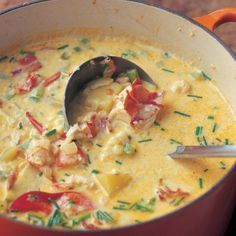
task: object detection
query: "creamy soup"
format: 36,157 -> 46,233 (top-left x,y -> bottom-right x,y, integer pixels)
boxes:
0,31 -> 235,230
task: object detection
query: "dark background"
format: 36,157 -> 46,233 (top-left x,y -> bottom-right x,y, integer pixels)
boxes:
0,0 -> 236,235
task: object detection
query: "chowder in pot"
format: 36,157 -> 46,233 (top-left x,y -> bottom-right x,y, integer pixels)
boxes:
0,29 -> 235,230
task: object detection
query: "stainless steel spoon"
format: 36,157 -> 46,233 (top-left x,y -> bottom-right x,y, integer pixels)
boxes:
64,56 -> 236,159
64,56 -> 156,126
169,145 -> 236,158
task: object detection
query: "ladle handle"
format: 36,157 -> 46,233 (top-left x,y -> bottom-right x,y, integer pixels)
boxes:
194,8 -> 236,31
169,145 -> 236,158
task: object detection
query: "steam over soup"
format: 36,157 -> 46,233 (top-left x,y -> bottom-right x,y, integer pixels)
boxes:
0,31 -> 235,230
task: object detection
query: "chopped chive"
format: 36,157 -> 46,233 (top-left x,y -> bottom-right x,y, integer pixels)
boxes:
174,111 -> 191,117
61,52 -> 70,60
195,126 -> 203,136
199,178 -> 203,189
65,173 -> 70,176
9,56 -> 17,63
121,49 -> 137,58
138,139 -> 152,143
79,37 -> 90,45
135,219 -> 142,223
164,52 -> 171,58
203,168 -> 209,172
91,169 -> 100,174
219,161 -> 226,170
216,138 -> 222,142
115,160 -> 122,165
18,122 -> 23,129
0,55 -> 8,62
117,200 -> 130,205
225,139 -> 229,145
173,197 -> 185,206
112,206 -> 128,211
47,209 -> 59,227
72,213 -> 91,225
45,129 -> 57,137
29,96 -> 40,103
187,94 -> 203,99
57,44 -> 69,50
154,121 -> 160,126
160,128 -> 165,131
19,50 -> 35,55
73,46 -> 82,52
39,171 -> 43,177
96,143 -> 102,147
202,136 -> 208,146
207,115 -> 214,120
212,123 -> 217,133
170,139 -> 183,145
87,154 -> 91,164
161,68 -> 174,73
95,210 -> 114,222
201,71 -> 212,80
57,110 -> 64,115
197,137 -> 202,145
123,143 -> 136,154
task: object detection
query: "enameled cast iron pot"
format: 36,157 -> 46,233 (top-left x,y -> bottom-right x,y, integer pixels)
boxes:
0,1 -> 236,235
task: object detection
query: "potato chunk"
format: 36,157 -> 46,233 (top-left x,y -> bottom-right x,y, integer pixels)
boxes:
94,173 -> 132,196
0,146 -> 19,162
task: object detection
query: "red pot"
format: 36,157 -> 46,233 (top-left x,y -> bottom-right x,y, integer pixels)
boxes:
0,1 -> 236,235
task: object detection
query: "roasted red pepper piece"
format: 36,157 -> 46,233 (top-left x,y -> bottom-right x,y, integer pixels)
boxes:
25,112 -> 45,134
43,72 -> 61,87
82,222 -> 99,230
9,191 -> 94,215
25,61 -> 42,73
87,114 -> 98,138
18,54 -> 37,66
16,73 -> 38,94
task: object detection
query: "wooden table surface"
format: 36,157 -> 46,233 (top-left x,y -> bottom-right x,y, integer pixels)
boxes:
0,0 -> 235,52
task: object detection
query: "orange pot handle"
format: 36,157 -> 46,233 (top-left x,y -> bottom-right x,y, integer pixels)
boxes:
194,8 -> 236,31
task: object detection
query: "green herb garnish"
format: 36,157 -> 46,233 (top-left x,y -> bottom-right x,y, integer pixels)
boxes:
95,210 -> 114,223
0,55 -> 8,62
170,139 -> 183,145
91,169 -> 100,174
201,71 -> 212,80
73,46 -> 82,52
212,123 -> 217,133
57,110 -> 64,115
174,111 -> 191,117
161,68 -> 174,73
117,200 -> 130,205
126,69 -> 139,82
123,143 -> 136,154
27,214 -> 44,226
202,136 -> 208,146
187,94 -> 203,99
29,96 -> 40,103
195,126 -> 203,136
72,213 -> 91,225
207,115 -> 214,120
199,178 -> 203,189
219,161 -> 226,170
87,154 -> 91,164
138,139 -> 152,143
173,197 -> 185,206
46,129 -> 57,137
57,44 -> 69,50
79,37 -> 90,45
0,73 -> 9,80
121,49 -> 137,58
129,198 -> 156,212
96,143 -> 102,147
18,122 -> 23,129
115,160 -> 122,165
225,139 -> 229,145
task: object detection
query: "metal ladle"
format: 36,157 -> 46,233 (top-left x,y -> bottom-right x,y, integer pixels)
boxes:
64,56 -> 236,159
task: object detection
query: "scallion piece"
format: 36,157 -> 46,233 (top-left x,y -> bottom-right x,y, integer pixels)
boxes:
95,210 -> 114,223
138,139 -> 152,143
212,123 -> 217,133
174,111 -> 191,117
123,143 -> 136,154
202,136 -> 208,146
219,161 -> 226,170
91,169 -> 100,174
126,69 -> 138,82
45,129 -> 57,137
170,139 -> 183,145
19,50 -> 35,55
199,178 -> 203,189
115,160 -> 122,165
57,44 -> 69,50
207,115 -> 214,120
201,71 -> 212,80
72,213 -> 91,225
161,68 -> 174,73
187,94 -> 203,99
195,126 -> 203,136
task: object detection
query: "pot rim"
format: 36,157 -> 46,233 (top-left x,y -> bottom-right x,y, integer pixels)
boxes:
0,0 -> 235,234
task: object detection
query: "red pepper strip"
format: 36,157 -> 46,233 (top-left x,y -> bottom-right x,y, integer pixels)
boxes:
82,222 -> 99,230
9,191 -> 94,215
43,72 -> 61,87
16,73 -> 38,94
25,112 -> 45,134
87,114 -> 98,138
0,99 -> 3,108
18,54 -> 37,66
77,145 -> 87,165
